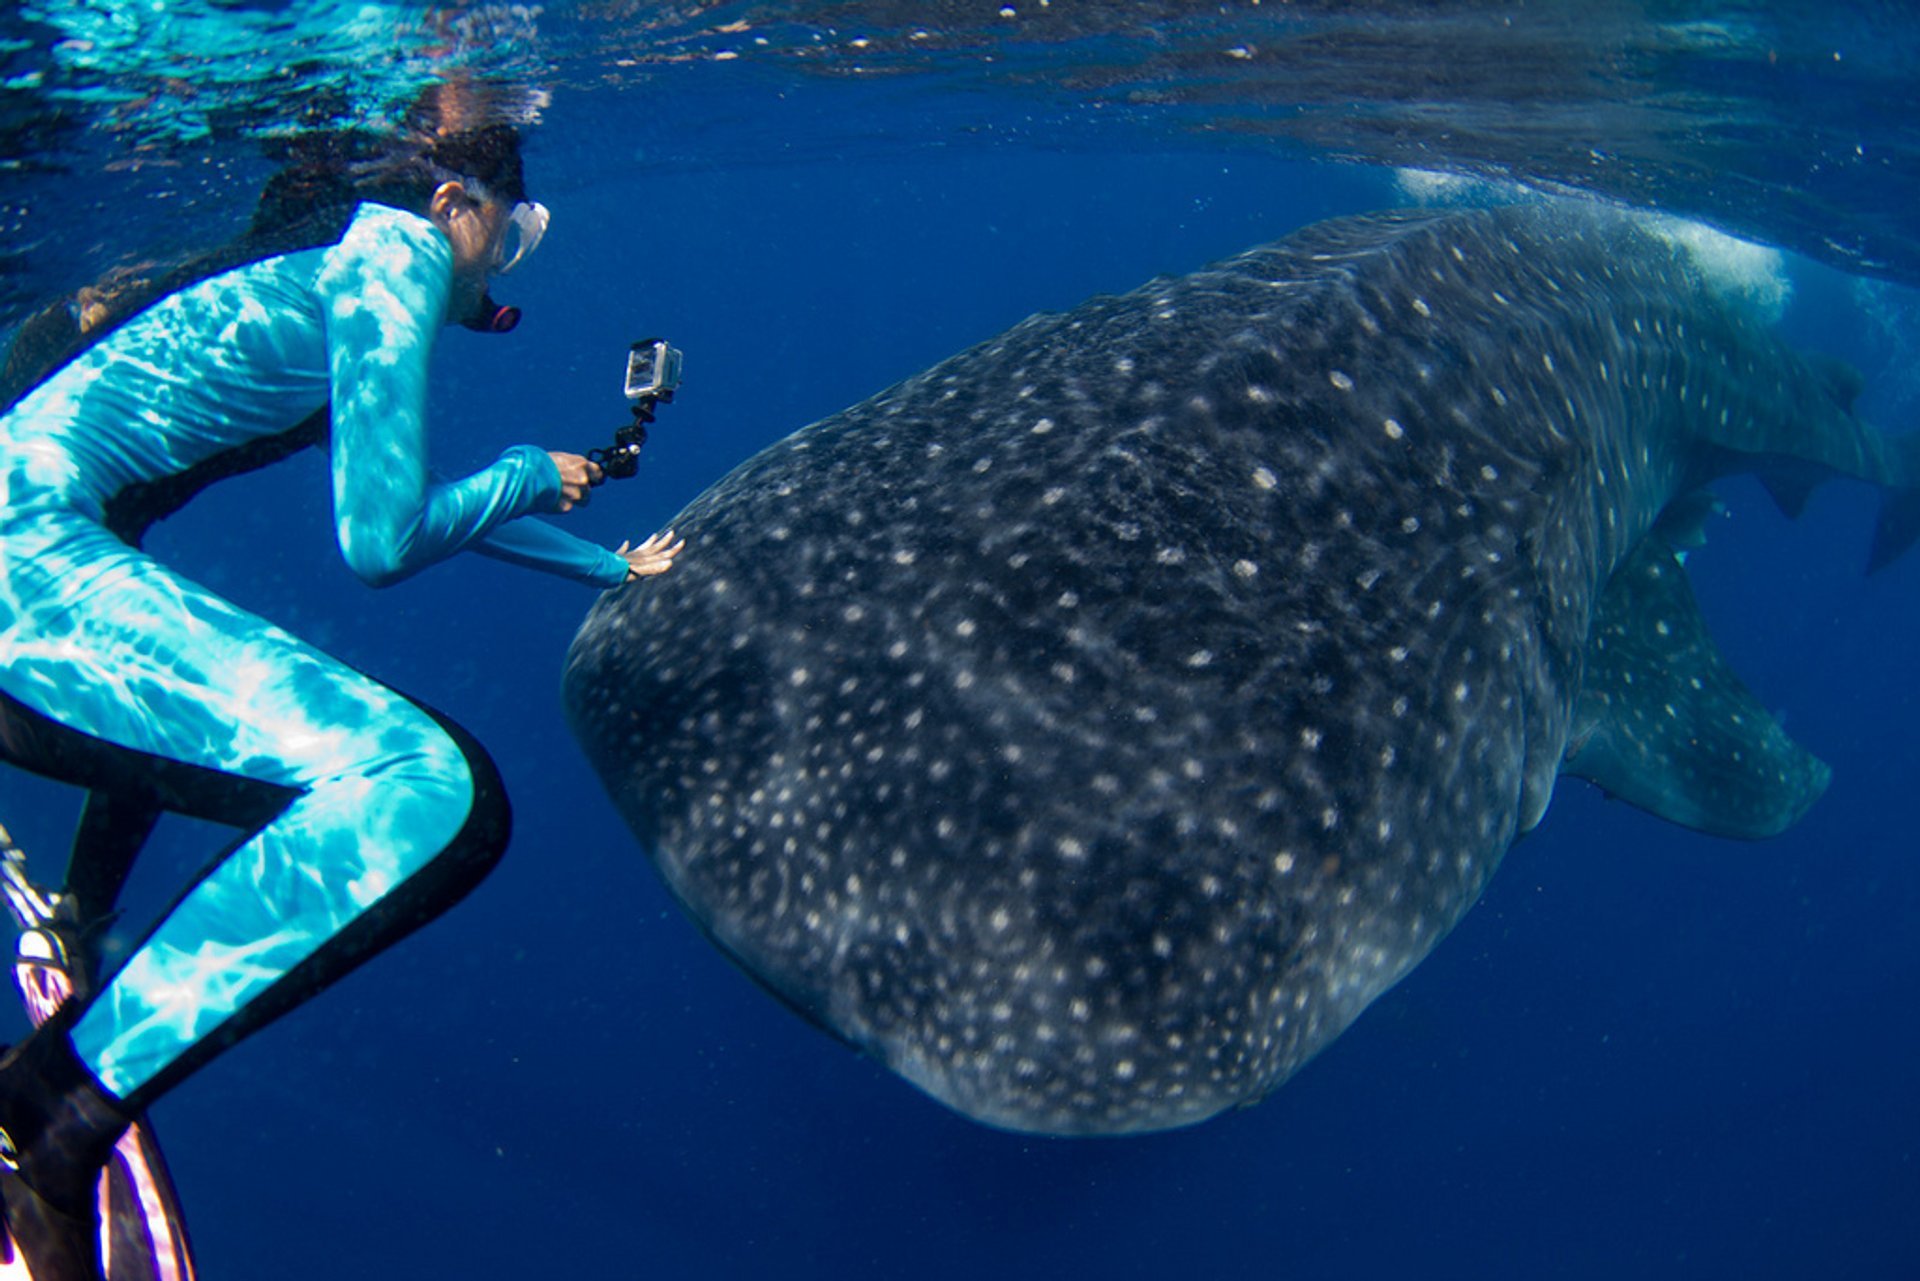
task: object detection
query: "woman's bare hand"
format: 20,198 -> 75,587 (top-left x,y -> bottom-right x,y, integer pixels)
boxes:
617,529 -> 686,580
547,451 -> 603,512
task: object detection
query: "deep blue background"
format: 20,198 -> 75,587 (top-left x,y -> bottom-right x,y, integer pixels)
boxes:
1,103 -> 1914,1279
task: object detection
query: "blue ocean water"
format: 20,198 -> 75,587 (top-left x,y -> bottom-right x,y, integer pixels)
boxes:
1,4 -> 1917,1278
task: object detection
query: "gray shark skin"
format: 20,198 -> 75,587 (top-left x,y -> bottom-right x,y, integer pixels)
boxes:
565,201 -> 1915,1136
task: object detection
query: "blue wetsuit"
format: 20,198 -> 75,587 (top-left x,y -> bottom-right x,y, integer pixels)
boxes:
0,202 -> 622,1107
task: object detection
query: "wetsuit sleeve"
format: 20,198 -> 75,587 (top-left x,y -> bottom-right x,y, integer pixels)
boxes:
315,205 -> 564,587
473,519 -> 630,588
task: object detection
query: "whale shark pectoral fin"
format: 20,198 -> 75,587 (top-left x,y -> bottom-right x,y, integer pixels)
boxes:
1754,463 -> 1822,521
1562,535 -> 1830,840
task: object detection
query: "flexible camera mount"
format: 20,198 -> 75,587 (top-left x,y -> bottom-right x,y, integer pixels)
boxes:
589,338 -> 682,484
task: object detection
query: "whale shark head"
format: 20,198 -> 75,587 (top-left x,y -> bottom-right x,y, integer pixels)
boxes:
567,201 -> 1891,1134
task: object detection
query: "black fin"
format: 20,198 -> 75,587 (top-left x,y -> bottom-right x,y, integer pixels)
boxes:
104,1118 -> 199,1281
1564,536 -> 1829,839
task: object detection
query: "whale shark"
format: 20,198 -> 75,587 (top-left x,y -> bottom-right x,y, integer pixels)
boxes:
564,200 -> 1917,1136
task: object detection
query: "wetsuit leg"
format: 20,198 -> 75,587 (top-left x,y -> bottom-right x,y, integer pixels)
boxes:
67,789 -> 163,932
0,511 -> 508,1111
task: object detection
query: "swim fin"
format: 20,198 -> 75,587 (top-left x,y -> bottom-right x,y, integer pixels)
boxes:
0,1005 -> 132,1281
1,831 -> 197,1281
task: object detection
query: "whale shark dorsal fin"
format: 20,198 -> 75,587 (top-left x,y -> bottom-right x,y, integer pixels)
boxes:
1562,535 -> 1830,839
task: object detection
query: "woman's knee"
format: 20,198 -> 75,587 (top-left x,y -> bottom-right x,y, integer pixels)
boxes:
296,699 -> 509,919
392,705 -> 510,904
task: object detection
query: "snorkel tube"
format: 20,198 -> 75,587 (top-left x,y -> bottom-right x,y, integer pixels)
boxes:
464,290 -> 520,333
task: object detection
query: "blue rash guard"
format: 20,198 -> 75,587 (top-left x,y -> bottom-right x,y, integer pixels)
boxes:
0,202 -> 617,1104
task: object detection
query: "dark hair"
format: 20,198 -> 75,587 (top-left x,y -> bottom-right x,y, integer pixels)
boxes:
424,124 -> 528,203
399,79 -> 533,204
3,111 -> 529,411
250,120 -> 528,241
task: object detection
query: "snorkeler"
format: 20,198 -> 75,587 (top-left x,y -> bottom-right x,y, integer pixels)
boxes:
0,112 -> 680,1278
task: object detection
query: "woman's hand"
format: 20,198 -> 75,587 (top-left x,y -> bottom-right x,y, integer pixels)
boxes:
547,451 -> 603,512
618,529 -> 686,580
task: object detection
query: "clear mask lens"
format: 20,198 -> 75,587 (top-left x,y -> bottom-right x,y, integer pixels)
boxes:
497,201 -> 550,274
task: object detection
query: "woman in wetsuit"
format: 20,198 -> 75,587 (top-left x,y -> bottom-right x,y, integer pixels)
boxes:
0,122 -> 680,1277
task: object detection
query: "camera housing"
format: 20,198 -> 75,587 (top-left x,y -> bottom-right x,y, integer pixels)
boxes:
625,338 -> 684,404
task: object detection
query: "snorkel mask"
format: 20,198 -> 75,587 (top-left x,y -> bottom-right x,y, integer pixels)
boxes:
497,199 -> 549,275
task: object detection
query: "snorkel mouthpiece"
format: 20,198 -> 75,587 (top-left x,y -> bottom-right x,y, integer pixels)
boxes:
465,292 -> 521,333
